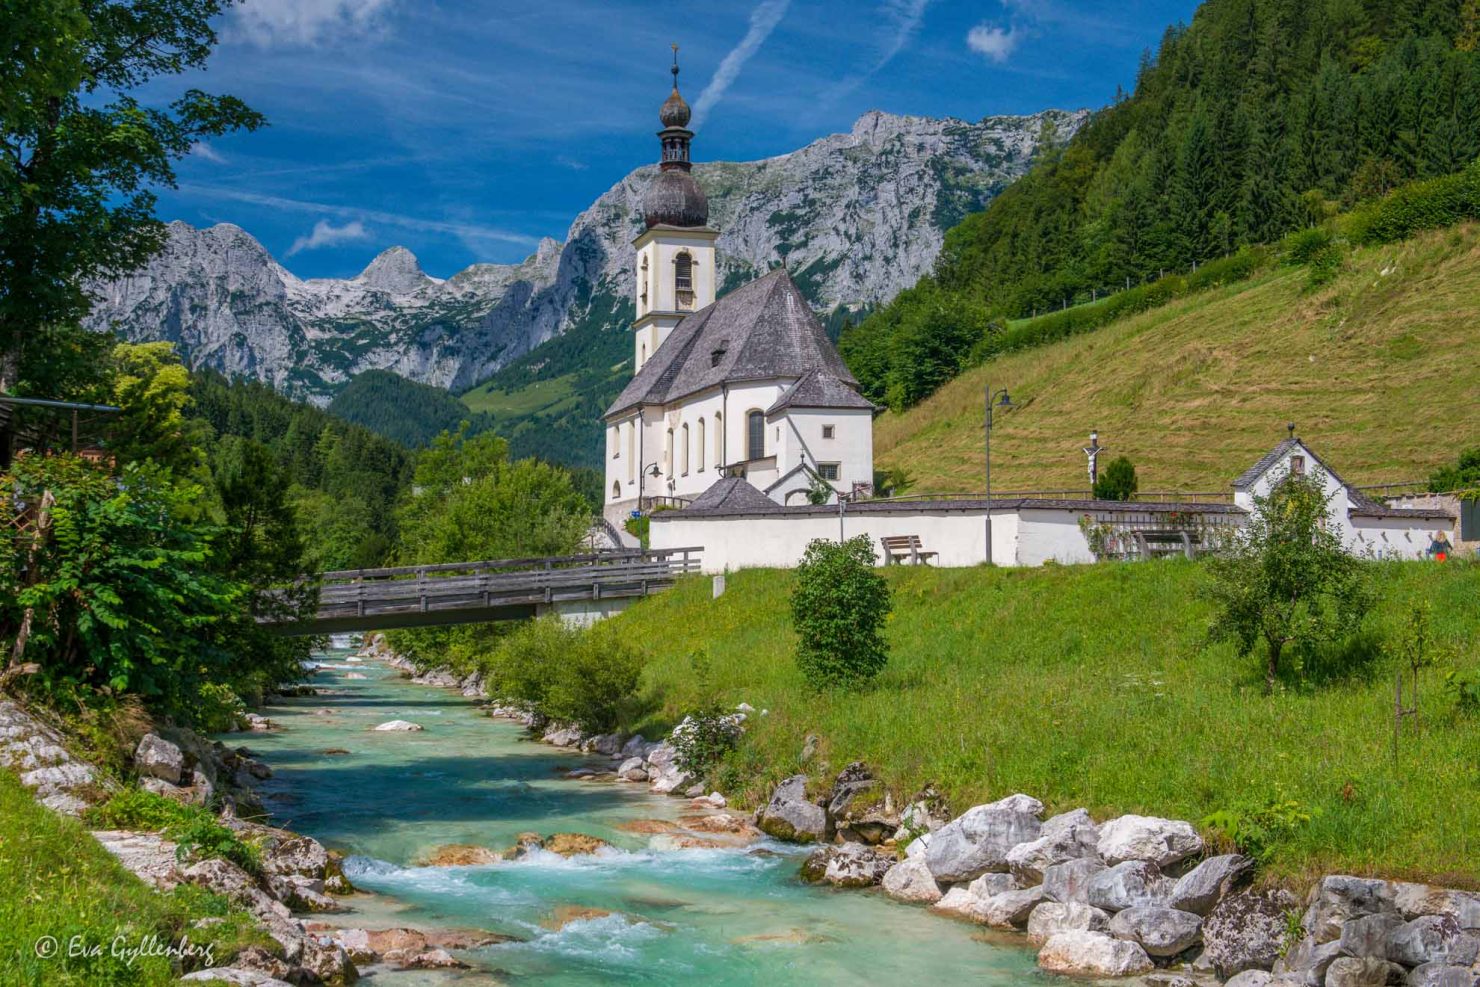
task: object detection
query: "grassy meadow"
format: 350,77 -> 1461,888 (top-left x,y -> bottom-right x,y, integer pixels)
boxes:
615,560 -> 1480,888
875,223 -> 1480,494
0,771 -> 269,985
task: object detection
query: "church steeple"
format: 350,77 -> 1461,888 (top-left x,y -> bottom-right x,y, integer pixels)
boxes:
643,46 -> 708,229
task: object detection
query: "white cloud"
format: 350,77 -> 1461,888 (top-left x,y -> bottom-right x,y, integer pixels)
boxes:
190,142 -> 228,164
692,0 -> 792,128
287,219 -> 373,255
967,23 -> 1019,64
232,0 -> 397,47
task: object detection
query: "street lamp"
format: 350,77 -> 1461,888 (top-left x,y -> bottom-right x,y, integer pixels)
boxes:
984,385 -> 1014,564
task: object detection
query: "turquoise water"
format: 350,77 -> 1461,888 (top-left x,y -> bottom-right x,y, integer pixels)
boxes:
243,651 -> 1045,985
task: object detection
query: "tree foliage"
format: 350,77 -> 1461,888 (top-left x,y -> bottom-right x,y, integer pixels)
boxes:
843,0 -> 1480,410
1205,469 -> 1374,692
480,618 -> 645,733
1428,444 -> 1480,492
0,0 -> 263,393
327,370 -> 496,448
1094,456 -> 1140,501
790,536 -> 893,687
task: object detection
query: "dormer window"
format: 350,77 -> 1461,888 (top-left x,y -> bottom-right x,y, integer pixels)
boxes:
710,339 -> 728,367
675,251 -> 695,310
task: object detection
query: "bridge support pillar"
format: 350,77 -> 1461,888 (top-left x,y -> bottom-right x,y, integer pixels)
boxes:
536,597 -> 636,628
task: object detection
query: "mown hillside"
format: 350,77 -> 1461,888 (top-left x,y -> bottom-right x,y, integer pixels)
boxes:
873,223 -> 1480,494
613,562 -> 1480,886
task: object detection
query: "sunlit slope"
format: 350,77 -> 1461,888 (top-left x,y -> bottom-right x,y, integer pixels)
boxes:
875,224 -> 1480,494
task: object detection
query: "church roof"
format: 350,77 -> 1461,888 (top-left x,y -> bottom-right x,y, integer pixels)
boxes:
683,476 -> 778,513
766,368 -> 874,415
605,269 -> 859,417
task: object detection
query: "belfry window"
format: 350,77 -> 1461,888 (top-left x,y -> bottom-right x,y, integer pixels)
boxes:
639,255 -> 649,307
675,252 -> 695,310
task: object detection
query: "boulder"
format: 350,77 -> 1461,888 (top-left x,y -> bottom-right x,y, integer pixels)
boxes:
1096,814 -> 1204,868
1007,809 -> 1102,885
1341,913 -> 1406,959
262,834 -> 331,880
1026,901 -> 1110,946
417,844 -> 501,866
616,758 -> 648,782
824,762 -> 877,826
1304,876 -> 1399,944
92,830 -> 181,889
1170,854 -> 1255,916
1037,930 -> 1155,977
1225,973 -> 1276,987
798,842 -> 893,888
298,936 -> 357,984
180,969 -> 293,986
1386,916 -> 1479,969
584,733 -> 623,756
897,787 -> 951,838
967,872 -> 1019,898
980,885 -> 1049,929
1107,905 -> 1204,957
620,734 -> 654,759
923,796 -> 1043,883
881,856 -> 944,904
372,720 -> 423,732
399,947 -> 468,970
1325,956 -> 1398,987
1086,860 -> 1173,913
1043,857 -> 1108,905
1394,885 -> 1480,931
135,733 -> 185,783
1203,889 -> 1301,977
933,885 -> 989,922
1405,964 -> 1480,987
1272,936 -> 1344,986
756,775 -> 826,843
543,833 -> 612,857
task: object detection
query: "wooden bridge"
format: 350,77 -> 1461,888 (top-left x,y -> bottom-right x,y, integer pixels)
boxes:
274,547 -> 701,636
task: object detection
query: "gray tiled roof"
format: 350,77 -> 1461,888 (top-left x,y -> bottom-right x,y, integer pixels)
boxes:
682,476 -> 779,513
1231,439 -> 1301,489
765,368 -> 874,414
605,268 -> 857,417
656,495 -> 1249,520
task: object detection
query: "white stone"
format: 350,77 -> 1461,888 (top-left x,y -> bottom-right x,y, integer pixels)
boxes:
1027,901 -> 1110,946
372,720 -> 423,732
881,856 -> 943,904
923,801 -> 1042,883
1037,930 -> 1155,977
1095,814 -> 1204,868
134,733 -> 185,783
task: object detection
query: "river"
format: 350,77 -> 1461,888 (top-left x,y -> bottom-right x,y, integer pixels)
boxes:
239,647 -> 1044,985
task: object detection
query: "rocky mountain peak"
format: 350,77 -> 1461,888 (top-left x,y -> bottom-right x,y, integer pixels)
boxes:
356,246 -> 429,295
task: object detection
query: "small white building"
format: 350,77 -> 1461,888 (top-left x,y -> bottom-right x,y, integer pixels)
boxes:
602,64 -> 874,524
651,438 -> 1457,572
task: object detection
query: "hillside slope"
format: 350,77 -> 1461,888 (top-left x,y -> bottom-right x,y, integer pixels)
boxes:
875,223 -> 1480,493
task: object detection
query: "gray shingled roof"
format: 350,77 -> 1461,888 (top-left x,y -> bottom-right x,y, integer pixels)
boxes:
605,268 -> 857,417
682,476 -> 778,513
766,368 -> 874,415
1231,438 -> 1302,489
656,495 -> 1249,520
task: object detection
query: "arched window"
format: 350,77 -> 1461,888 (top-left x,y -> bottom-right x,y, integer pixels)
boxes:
681,423 -> 690,475
675,252 -> 695,310
612,480 -> 621,500
639,341 -> 647,369
696,418 -> 706,471
639,255 -> 649,308
713,411 -> 723,465
665,427 -> 674,477
746,410 -> 764,461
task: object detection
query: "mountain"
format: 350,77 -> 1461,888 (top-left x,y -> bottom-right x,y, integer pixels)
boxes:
85,108 -> 1087,407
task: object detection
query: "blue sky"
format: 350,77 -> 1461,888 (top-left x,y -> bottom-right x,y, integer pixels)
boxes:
158,0 -> 1200,279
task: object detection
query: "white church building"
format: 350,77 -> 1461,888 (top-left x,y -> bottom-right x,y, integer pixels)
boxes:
603,61 -> 874,523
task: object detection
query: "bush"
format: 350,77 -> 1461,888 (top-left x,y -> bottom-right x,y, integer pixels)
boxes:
84,788 -> 262,874
790,536 -> 893,687
1093,456 -> 1138,501
1345,158 -> 1480,246
1282,226 -> 1345,288
194,682 -> 246,734
669,652 -> 741,779
486,618 -> 645,733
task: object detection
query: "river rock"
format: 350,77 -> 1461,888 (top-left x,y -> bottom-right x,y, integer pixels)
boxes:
968,872 -> 1019,898
1304,876 -> 1399,943
923,795 -> 1043,883
135,733 -> 185,783
882,856 -> 943,904
1096,814 -> 1203,868
1341,913 -> 1406,958
244,713 -> 272,732
399,947 -> 468,970
756,775 -> 826,843
1170,854 -> 1254,916
933,885 -> 988,921
92,830 -> 182,889
980,885 -> 1049,929
419,844 -> 501,866
616,757 -> 648,782
269,874 -> 342,913
298,936 -> 357,984
1007,809 -> 1102,884
584,733 -> 622,756
799,842 -> 894,888
1325,956 -> 1398,987
262,834 -> 330,880
1043,857 -> 1108,905
1406,964 -> 1480,987
543,833 -> 613,857
1108,905 -> 1204,957
1087,860 -> 1173,913
1272,935 -> 1344,986
1386,916 -> 1480,968
824,762 -> 877,825
1027,902 -> 1110,945
1394,885 -> 1480,930
620,734 -> 657,759
372,720 -> 423,732
1037,930 -> 1155,977
1203,889 -> 1300,977
180,969 -> 293,986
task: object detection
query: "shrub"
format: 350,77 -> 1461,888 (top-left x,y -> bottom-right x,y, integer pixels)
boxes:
670,652 -> 741,779
790,536 -> 893,687
1204,469 -> 1374,692
194,682 -> 246,734
84,788 -> 261,873
487,618 -> 645,732
1093,456 -> 1139,501
1203,792 -> 1316,864
1345,158 -> 1480,246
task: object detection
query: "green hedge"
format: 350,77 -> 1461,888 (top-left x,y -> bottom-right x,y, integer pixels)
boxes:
1346,158 -> 1480,246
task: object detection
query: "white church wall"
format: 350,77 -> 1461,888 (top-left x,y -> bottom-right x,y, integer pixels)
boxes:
1349,516 -> 1448,560
1014,509 -> 1099,566
782,407 -> 874,494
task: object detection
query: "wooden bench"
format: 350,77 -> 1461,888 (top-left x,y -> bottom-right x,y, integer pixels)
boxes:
881,535 -> 937,566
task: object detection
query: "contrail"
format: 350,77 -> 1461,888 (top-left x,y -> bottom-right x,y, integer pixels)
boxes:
692,0 -> 792,128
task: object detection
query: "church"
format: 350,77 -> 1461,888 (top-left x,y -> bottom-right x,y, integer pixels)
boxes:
602,59 -> 876,523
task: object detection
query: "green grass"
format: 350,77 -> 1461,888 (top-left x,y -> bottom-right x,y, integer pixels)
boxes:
460,371 -> 580,417
612,560 -> 1480,887
876,223 -> 1480,493
0,771 -> 270,985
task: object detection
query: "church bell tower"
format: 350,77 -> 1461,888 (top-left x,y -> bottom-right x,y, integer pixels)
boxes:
632,46 -> 718,374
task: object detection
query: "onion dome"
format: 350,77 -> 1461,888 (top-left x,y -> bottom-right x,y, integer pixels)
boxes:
643,45 -> 708,229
